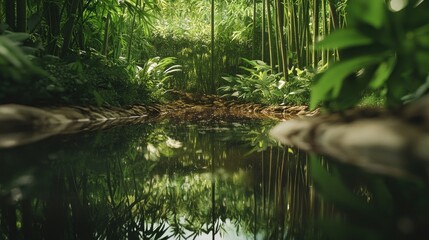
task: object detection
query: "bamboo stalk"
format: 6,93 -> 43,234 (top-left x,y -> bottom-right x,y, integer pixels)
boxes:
273,0 -> 281,73
16,0 -> 27,32
127,0 -> 140,63
61,0 -> 80,57
266,0 -> 275,69
253,0 -> 257,59
276,0 -> 288,79
5,0 -> 16,30
210,0 -> 215,93
102,12 -> 110,56
312,0 -> 320,69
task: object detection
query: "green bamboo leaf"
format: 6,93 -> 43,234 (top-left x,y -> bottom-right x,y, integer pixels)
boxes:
93,90 -> 104,106
370,57 -> 396,89
416,52 -> 429,73
4,32 -> 30,43
310,54 -> 385,109
316,29 -> 373,50
221,76 -> 234,82
348,0 -> 385,28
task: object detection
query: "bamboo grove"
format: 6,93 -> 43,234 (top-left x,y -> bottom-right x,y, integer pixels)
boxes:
3,0 -> 402,107
254,0 -> 346,77
0,0 -> 158,60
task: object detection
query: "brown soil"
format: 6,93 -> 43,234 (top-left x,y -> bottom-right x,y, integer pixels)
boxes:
155,90 -> 318,122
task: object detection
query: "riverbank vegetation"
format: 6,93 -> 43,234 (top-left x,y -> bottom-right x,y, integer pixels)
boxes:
0,0 -> 428,109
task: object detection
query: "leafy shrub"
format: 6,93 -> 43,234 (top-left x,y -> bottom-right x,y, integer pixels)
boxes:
0,38 -> 153,106
41,49 -> 153,106
0,31 -> 55,104
150,0 -> 255,94
311,0 -> 429,111
136,56 -> 182,102
218,58 -> 312,105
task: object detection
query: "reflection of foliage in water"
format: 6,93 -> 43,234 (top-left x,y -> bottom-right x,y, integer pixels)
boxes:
3,120 -> 426,239
310,155 -> 429,240
1,120 -> 323,239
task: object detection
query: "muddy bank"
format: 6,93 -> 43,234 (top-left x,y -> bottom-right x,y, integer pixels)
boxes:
0,92 -> 317,148
156,90 -> 318,122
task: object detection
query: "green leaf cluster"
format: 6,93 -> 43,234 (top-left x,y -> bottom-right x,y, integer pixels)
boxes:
150,0 -> 255,93
43,50 -> 154,106
219,58 -> 312,105
311,0 -> 429,110
136,56 -> 182,102
0,31 -> 55,104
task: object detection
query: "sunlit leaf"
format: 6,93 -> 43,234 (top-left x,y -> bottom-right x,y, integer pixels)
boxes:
416,52 -> 429,73
310,54 -> 386,109
166,137 -> 183,148
93,90 -> 104,106
370,56 -> 396,88
277,80 -> 286,89
348,0 -> 386,28
4,32 -> 30,42
316,29 -> 373,50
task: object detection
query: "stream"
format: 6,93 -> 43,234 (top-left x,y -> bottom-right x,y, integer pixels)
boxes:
1,119 -> 428,239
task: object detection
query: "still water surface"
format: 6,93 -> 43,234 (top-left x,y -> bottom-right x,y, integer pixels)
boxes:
1,119 -> 428,239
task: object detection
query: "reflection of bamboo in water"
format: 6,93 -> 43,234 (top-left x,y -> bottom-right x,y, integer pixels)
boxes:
262,150 -> 266,217
211,137 -> 216,240
256,146 -> 330,239
253,155 -> 258,240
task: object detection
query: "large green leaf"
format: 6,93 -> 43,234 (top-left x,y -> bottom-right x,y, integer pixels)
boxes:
370,56 -> 396,89
310,54 -> 386,109
347,0 -> 386,28
316,29 -> 373,50
4,32 -> 30,43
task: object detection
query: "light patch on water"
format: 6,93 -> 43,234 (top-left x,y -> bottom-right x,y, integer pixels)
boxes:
148,218 -> 253,240
166,137 -> 183,148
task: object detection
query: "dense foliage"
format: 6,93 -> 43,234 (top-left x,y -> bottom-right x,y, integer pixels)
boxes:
219,58 -> 312,105
0,0 -> 162,105
0,0 -> 428,108
312,0 -> 429,111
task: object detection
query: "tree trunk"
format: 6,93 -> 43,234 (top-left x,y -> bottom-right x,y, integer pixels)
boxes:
16,0 -> 26,32
45,1 -> 61,55
61,0 -> 80,57
16,0 -> 27,32
5,0 -> 16,30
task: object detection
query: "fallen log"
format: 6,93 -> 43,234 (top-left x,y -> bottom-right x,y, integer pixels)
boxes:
270,96 -> 429,178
